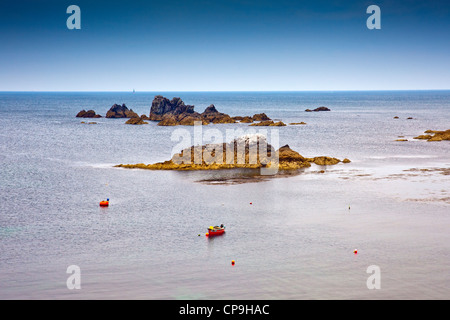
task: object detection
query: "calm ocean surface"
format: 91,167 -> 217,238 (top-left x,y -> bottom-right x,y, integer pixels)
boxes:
0,91 -> 449,299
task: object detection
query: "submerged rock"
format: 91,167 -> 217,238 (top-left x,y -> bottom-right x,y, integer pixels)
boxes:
249,120 -> 286,126
289,122 -> 307,125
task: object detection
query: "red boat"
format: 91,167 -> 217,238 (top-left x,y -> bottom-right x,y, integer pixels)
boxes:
206,225 -> 225,236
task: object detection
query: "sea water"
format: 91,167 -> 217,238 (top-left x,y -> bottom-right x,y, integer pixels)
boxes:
0,91 -> 449,299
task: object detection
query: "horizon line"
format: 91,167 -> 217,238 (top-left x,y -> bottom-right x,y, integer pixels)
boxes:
1,89 -> 450,93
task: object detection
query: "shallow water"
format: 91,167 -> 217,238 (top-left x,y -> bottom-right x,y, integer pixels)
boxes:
0,91 -> 449,299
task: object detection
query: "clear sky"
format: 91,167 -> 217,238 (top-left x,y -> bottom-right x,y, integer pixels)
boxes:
0,0 -> 449,91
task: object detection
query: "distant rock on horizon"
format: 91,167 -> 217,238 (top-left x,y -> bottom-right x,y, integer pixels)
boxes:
305,107 -> 331,112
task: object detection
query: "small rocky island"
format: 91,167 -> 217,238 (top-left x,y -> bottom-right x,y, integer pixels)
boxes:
106,104 -> 139,118
149,96 -> 278,126
115,135 -> 350,172
305,107 -> 331,112
76,110 -> 102,118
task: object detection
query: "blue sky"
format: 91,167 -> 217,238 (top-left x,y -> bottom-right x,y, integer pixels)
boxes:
0,0 -> 449,91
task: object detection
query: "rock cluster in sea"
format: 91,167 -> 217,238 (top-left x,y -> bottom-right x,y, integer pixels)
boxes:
106,104 -> 139,118
116,134 -> 350,171
149,96 -> 277,126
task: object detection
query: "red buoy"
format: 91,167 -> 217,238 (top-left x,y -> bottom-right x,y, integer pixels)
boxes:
99,201 -> 109,207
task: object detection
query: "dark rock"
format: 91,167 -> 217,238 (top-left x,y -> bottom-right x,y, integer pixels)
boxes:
252,113 -> 271,121
306,106 -> 330,112
250,120 -> 286,127
149,96 -> 195,121
106,104 -> 138,118
76,109 -> 102,118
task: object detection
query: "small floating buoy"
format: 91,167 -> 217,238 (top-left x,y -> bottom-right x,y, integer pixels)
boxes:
198,234 -> 201,236
353,249 -> 358,254
231,260 -> 235,266
99,200 -> 109,207
250,202 -> 252,205
205,233 -> 209,237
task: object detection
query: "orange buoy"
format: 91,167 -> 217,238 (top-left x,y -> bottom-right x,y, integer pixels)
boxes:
205,233 -> 209,237
250,202 -> 252,205
353,249 -> 358,254
99,199 -> 109,207
231,260 -> 235,266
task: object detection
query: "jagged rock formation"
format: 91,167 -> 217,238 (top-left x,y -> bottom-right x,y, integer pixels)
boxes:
305,107 -> 331,112
149,96 -> 276,126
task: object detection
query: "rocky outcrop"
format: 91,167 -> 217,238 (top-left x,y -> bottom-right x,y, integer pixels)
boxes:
239,116 -> 254,123
305,107 -> 331,112
149,96 -> 196,121
250,120 -> 286,126
201,105 -> 236,124
289,122 -> 307,125
115,135 -> 349,172
76,110 -> 102,118
252,113 -> 271,121
414,129 -> 450,142
149,96 -> 276,126
106,104 -> 138,118
306,156 -> 341,166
